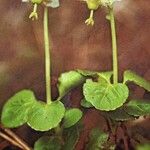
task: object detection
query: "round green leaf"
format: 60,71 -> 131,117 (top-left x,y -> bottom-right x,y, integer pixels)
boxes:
124,100 -> 150,117
27,101 -> 65,131
77,70 -> 113,83
57,71 -> 85,100
105,107 -> 134,121
87,128 -> 109,150
83,80 -> 129,111
98,71 -> 113,84
123,70 -> 150,91
62,124 -> 82,150
1,90 -> 36,128
77,69 -> 98,77
34,136 -> 61,150
81,98 -> 93,108
63,108 -> 82,128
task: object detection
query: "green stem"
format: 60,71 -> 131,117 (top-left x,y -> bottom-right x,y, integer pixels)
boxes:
55,125 -> 64,144
90,10 -> 94,18
44,7 -> 52,104
109,7 -> 118,84
33,3 -> 38,13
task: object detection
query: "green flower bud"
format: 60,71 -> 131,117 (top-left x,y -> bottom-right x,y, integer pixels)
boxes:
31,0 -> 43,4
86,0 -> 101,10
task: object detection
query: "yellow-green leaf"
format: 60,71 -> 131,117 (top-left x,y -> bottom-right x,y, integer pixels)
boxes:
34,136 -> 61,150
27,101 -> 65,131
123,70 -> 150,91
63,123 -> 82,150
98,71 -> 113,84
57,71 -> 85,100
77,69 -> 98,77
87,128 -> 109,150
63,108 -> 82,128
83,80 -> 129,111
81,98 -> 93,108
124,100 -> 150,117
105,107 -> 134,121
1,90 -> 36,128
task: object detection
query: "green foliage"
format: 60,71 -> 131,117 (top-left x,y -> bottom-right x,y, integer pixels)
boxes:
34,136 -> 61,150
57,71 -> 85,100
87,128 -> 109,150
83,79 -> 129,111
124,100 -> 150,117
77,69 -> 98,77
63,108 -> 83,128
98,71 -> 113,84
63,123 -> 82,150
27,101 -> 65,131
123,70 -> 150,91
2,1 -> 150,149
137,144 -> 150,150
105,99 -> 150,121
105,107 -> 134,121
1,90 -> 66,131
77,69 -> 113,83
81,98 -> 93,108
1,90 -> 36,128
34,123 -> 82,150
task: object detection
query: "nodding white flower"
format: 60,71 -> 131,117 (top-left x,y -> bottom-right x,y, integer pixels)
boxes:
22,0 -> 30,2
22,0 -> 60,8
82,0 -> 121,26
101,0 -> 122,7
45,0 -> 60,8
83,0 -> 101,26
22,0 -> 60,20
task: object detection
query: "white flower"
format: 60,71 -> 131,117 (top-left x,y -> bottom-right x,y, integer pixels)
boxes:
22,0 -> 60,20
22,0 -> 60,8
46,0 -> 60,8
22,0 -> 30,2
101,0 -> 121,7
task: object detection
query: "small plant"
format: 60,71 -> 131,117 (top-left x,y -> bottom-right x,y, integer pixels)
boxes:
0,0 -> 83,149
58,0 -> 150,149
0,0 -> 150,149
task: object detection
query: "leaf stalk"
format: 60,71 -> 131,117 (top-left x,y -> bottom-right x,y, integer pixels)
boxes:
44,7 -> 52,104
109,7 -> 118,84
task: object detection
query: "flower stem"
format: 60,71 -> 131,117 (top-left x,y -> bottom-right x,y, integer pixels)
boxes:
109,7 -> 118,84
44,7 -> 52,104
55,125 -> 64,144
90,10 -> 94,18
33,4 -> 38,13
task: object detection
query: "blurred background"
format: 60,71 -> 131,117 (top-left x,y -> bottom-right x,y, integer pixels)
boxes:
0,0 -> 150,149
